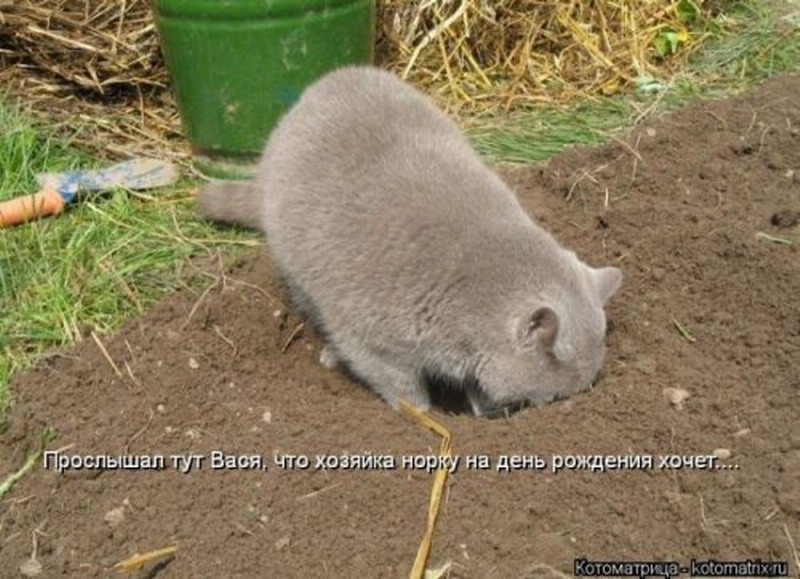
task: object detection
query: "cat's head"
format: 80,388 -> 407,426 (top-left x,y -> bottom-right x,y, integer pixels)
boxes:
471,258 -> 622,417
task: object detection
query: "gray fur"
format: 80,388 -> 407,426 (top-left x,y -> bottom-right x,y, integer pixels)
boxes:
198,66 -> 622,415
197,181 -> 262,230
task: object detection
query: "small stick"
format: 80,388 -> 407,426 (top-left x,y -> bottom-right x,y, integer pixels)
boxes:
671,317 -> 696,343
114,545 -> 177,572
296,483 -> 342,502
699,495 -> 709,529
705,110 -> 728,130
758,125 -> 771,152
124,339 -> 136,361
565,170 -> 597,201
755,231 -> 792,245
123,360 -> 141,388
746,109 -> 758,133
225,276 -> 286,310
628,134 -> 642,187
6,495 -> 35,506
608,133 -> 643,162
4,532 -> 21,543
281,322 -> 305,353
565,220 -> 589,232
213,325 -> 237,356
91,331 -> 123,376
213,248 -> 231,289
182,279 -> 218,330
124,409 -> 155,454
232,522 -> 254,537
21,526 -> 42,575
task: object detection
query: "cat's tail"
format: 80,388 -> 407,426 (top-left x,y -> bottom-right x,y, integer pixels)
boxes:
196,180 -> 263,230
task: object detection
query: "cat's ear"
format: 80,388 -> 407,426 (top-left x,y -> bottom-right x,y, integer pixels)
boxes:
516,306 -> 559,350
589,266 -> 622,304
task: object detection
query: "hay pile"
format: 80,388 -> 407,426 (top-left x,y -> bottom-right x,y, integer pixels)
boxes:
0,0 -> 183,162
0,0 -> 710,162
380,0 -> 704,111
1,0 -> 164,93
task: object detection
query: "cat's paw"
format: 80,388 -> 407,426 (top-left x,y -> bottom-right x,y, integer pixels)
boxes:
319,345 -> 339,369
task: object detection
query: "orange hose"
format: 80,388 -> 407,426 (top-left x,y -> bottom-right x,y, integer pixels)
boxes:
0,189 -> 65,227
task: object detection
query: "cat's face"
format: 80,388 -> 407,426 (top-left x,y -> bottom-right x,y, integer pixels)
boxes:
471,262 -> 621,416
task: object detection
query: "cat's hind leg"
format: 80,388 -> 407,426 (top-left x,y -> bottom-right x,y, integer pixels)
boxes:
338,347 -> 431,411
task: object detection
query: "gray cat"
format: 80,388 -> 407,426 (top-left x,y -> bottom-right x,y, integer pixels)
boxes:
198,66 -> 622,416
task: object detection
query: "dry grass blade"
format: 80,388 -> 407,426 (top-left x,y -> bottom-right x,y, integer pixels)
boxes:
398,400 -> 452,579
91,331 -> 123,376
114,545 -> 177,572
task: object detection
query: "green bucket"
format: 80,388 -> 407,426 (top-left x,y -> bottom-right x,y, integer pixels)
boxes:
152,0 -> 375,178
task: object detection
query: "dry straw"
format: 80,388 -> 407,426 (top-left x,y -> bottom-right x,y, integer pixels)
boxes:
0,0 -> 184,162
1,0 -> 165,93
379,0 -> 701,113
1,0 -> 704,161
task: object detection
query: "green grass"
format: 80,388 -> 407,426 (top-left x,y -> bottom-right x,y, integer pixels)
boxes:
466,100 -> 632,164
685,0 -> 800,92
0,102 -> 257,419
468,0 -> 800,162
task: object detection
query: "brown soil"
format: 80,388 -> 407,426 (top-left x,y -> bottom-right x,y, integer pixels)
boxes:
2,76 -> 799,579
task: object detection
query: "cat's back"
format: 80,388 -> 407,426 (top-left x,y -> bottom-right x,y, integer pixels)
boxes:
259,66 -> 469,190
259,66 -> 524,235
267,66 -> 459,152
